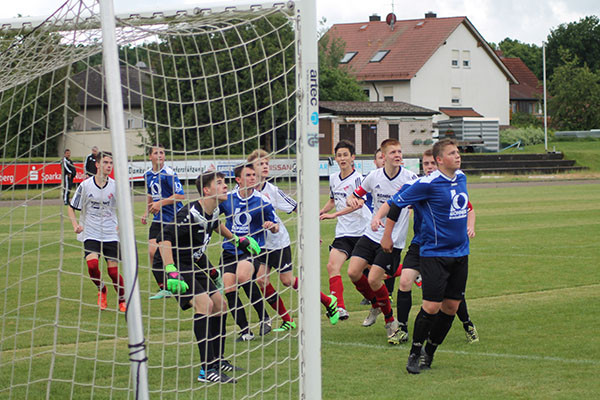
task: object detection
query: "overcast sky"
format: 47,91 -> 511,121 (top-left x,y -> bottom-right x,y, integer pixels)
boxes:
0,0 -> 597,45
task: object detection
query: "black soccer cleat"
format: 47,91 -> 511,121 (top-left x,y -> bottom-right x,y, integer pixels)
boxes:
419,349 -> 433,370
406,352 -> 421,374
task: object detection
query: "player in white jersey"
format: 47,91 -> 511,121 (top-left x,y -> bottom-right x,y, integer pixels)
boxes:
248,150 -> 340,331
347,139 -> 418,344
67,152 -> 127,312
320,140 -> 370,320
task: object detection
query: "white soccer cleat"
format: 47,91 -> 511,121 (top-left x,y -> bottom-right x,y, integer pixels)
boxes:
362,307 -> 382,327
337,307 -> 350,320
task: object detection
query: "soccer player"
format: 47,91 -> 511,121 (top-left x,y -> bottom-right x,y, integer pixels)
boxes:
382,139 -> 471,373
380,149 -> 479,345
141,145 -> 185,298
219,163 -> 277,341
154,171 -> 250,383
62,149 -> 76,206
84,146 -> 99,177
248,150 -> 340,330
319,140 -> 370,320
67,151 -> 127,312
346,139 -> 417,344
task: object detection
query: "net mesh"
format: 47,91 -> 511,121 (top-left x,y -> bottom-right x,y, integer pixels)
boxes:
0,0 -> 303,398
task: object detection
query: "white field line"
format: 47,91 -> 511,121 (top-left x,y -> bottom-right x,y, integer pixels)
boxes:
321,340 -> 600,366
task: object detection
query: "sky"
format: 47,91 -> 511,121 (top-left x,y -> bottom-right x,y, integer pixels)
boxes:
0,0 -> 597,45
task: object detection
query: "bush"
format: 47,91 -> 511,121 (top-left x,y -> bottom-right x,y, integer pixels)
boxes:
500,126 -> 549,146
510,111 -> 543,128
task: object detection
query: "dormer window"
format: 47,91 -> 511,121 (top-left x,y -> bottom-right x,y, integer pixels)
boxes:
370,50 -> 389,63
340,51 -> 357,64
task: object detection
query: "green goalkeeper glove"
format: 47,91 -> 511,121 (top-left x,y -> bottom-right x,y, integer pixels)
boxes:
165,264 -> 189,294
233,234 -> 261,256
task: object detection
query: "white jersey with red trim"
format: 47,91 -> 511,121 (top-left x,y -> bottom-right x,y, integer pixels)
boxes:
70,176 -> 119,242
329,169 -> 370,238
258,180 -> 296,249
356,167 -> 418,248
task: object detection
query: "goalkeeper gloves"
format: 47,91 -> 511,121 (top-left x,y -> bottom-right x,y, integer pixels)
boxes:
233,234 -> 261,256
165,264 -> 189,294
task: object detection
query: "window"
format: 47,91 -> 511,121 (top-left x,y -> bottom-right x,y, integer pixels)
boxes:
370,50 -> 389,63
340,51 -> 357,64
389,124 -> 399,140
363,89 -> 370,99
451,87 -> 461,105
451,50 -> 459,67
462,50 -> 470,68
383,86 -> 393,102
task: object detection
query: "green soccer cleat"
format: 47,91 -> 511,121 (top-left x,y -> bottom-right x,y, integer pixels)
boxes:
325,294 -> 340,325
465,325 -> 479,343
149,289 -> 173,300
273,320 -> 297,332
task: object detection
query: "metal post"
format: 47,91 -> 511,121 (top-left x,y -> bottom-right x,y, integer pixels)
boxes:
98,1 -> 149,398
543,42 -> 548,152
296,0 -> 321,399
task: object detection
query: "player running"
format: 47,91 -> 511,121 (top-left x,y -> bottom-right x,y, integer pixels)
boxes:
319,140 -> 370,320
248,150 -> 340,330
141,145 -> 185,299
67,151 -> 127,312
154,171 -> 250,383
381,139 -> 472,373
346,139 -> 417,344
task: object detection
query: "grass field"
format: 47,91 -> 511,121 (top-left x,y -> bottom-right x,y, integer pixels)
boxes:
1,181 -> 599,399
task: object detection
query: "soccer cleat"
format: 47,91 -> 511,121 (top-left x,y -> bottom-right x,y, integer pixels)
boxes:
273,321 -> 297,332
337,307 -> 350,320
389,295 -> 394,305
118,302 -> 127,312
325,295 -> 340,325
465,325 -> 479,343
414,275 -> 422,288
419,349 -> 433,370
406,353 -> 421,374
398,323 -> 409,343
385,319 -> 401,345
220,360 -> 244,373
149,289 -> 173,300
198,368 -> 237,383
259,318 -> 272,336
235,331 -> 255,342
98,291 -> 107,310
362,307 -> 382,327
359,298 -> 371,306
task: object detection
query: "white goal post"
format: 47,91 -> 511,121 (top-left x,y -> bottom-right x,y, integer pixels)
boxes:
0,0 -> 320,398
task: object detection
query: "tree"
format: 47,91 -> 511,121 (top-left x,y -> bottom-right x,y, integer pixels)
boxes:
546,15 -> 600,78
318,29 -> 368,102
492,38 -> 542,80
548,56 -> 600,131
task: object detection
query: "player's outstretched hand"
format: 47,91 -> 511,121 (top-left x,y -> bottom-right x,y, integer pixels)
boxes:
381,234 -> 393,253
370,216 -> 383,231
165,264 -> 189,294
320,213 -> 335,220
74,225 -> 83,234
234,234 -> 261,255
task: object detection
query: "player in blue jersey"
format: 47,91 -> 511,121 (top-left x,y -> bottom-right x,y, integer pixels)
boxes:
379,139 -> 471,373
141,145 -> 185,298
219,163 -> 278,341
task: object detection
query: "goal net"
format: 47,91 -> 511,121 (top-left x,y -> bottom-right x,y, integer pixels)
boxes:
0,0 -> 320,398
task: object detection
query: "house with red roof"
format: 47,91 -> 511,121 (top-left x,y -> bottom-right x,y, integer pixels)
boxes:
324,12 -> 518,126
498,55 -> 544,117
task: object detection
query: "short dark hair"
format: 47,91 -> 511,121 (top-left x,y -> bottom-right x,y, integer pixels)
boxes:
234,163 -> 254,178
64,149 -> 70,154
374,148 -> 382,158
423,149 -> 433,158
432,139 -> 457,160
147,144 -> 164,156
96,151 -> 113,162
195,171 -> 226,195
334,140 -> 355,156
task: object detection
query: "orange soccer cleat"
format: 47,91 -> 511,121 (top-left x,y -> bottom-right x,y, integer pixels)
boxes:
98,291 -> 108,310
119,302 -> 127,312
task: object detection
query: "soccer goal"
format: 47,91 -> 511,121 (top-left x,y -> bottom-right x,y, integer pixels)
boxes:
0,0 -> 320,398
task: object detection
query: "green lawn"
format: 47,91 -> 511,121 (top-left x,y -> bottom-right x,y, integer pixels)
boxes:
1,182 -> 599,399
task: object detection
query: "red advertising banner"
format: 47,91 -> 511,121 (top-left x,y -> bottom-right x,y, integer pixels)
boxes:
0,163 -> 87,186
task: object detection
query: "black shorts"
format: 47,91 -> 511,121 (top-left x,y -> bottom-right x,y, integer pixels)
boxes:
149,221 -> 172,241
257,246 -> 293,273
402,242 -> 421,271
84,240 -> 120,261
176,255 -> 219,311
420,256 -> 468,302
329,236 -> 361,258
351,236 -> 402,277
220,251 -> 253,275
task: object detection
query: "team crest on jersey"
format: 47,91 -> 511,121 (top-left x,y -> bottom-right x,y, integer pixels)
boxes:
449,189 -> 468,220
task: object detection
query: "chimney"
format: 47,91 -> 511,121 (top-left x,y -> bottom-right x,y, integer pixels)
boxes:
425,11 -> 437,18
369,14 -> 381,22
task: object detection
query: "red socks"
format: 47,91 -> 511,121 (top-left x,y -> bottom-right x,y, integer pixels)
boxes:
329,276 -> 345,309
320,291 -> 332,306
374,285 -> 393,323
107,266 -> 125,302
262,283 -> 292,322
86,259 -> 106,293
352,274 -> 377,303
